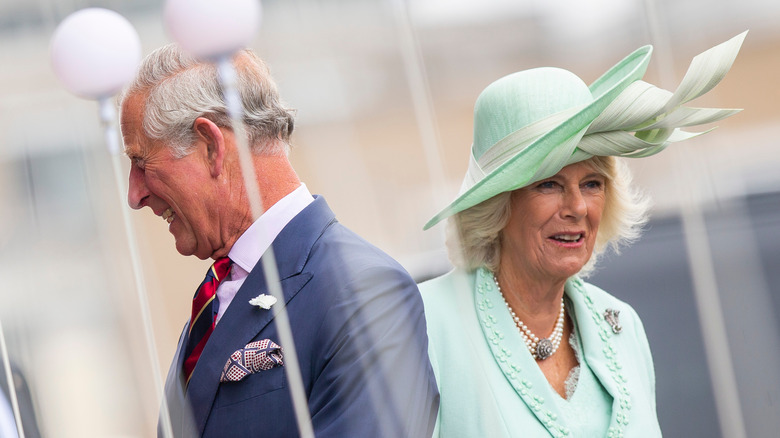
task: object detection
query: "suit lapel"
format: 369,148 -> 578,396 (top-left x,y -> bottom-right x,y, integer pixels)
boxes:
162,324 -> 195,437
183,196 -> 335,437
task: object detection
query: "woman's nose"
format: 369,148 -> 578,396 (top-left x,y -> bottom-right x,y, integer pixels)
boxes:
561,188 -> 587,219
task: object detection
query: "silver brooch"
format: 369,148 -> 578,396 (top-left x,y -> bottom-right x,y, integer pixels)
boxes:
604,309 -> 622,334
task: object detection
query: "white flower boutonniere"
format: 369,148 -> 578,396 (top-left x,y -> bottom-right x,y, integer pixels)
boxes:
249,294 -> 277,310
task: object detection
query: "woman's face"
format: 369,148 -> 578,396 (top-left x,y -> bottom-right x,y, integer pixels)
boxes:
501,161 -> 607,284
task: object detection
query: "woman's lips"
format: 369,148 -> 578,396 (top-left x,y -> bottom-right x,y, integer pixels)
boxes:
550,233 -> 582,242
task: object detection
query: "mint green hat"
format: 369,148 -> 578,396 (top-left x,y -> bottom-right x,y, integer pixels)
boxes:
424,31 -> 746,230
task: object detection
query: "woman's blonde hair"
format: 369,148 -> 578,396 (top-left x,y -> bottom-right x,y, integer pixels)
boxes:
446,156 -> 650,276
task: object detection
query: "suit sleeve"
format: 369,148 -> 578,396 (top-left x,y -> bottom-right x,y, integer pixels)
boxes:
426,331 -> 443,438
306,265 -> 439,438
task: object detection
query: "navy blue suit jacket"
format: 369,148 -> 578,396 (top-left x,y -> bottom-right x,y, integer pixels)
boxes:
162,196 -> 439,437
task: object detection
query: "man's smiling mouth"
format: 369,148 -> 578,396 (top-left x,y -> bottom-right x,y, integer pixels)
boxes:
162,208 -> 176,224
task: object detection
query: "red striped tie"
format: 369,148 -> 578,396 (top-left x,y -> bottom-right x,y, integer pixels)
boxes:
183,257 -> 233,384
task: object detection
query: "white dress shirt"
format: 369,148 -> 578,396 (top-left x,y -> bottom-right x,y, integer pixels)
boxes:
215,183 -> 314,323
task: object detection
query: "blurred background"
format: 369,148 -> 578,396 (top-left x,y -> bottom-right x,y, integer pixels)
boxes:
1,0 -> 779,436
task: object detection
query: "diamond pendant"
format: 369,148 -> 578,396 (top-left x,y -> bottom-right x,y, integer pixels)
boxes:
536,338 -> 553,360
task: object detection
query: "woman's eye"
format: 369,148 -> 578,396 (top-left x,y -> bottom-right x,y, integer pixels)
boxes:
537,181 -> 557,189
583,180 -> 603,190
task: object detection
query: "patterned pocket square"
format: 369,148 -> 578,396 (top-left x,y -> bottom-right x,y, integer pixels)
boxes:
220,339 -> 284,382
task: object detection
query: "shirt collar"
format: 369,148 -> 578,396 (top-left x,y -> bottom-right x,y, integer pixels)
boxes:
228,183 -> 314,275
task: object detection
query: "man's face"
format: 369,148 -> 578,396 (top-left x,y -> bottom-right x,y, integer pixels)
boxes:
120,93 -> 220,260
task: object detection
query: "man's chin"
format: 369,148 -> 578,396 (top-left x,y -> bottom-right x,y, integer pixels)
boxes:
173,239 -> 203,259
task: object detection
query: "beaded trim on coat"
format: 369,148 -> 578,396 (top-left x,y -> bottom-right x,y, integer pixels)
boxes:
474,267 -> 632,437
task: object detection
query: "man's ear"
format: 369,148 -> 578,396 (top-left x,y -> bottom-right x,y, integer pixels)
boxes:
193,117 -> 225,178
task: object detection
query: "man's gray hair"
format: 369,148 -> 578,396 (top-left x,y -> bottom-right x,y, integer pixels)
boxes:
446,156 -> 651,276
119,43 -> 295,157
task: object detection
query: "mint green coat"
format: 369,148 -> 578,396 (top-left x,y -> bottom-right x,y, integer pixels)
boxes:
419,268 -> 662,437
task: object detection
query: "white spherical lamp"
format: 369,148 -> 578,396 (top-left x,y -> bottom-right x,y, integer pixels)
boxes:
50,8 -> 141,100
164,0 -> 262,60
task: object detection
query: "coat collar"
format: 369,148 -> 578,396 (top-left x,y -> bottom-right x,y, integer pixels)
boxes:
473,267 -> 632,437
566,277 -> 632,437
182,195 -> 336,437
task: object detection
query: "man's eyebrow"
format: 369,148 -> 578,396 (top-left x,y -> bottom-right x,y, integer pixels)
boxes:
124,145 -> 141,159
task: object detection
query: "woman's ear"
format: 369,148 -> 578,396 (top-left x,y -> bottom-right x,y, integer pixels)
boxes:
193,117 -> 225,178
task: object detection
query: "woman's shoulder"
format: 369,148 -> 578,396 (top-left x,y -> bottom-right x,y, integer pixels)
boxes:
573,278 -> 631,308
418,268 -> 475,296
569,277 -> 646,332
417,268 -> 478,323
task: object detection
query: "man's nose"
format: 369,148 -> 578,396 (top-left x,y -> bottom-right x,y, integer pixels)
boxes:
127,164 -> 149,210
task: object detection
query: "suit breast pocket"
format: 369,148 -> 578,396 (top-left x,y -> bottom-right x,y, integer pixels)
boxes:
214,364 -> 287,408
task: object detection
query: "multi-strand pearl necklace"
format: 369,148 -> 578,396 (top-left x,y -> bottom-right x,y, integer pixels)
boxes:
493,275 -> 565,361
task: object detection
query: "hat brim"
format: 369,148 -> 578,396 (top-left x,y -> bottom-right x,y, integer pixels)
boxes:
424,45 -> 654,230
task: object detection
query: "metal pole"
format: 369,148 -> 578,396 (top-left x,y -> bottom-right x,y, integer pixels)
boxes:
216,58 -> 315,438
0,318 -> 25,438
99,97 -> 175,438
640,2 -> 747,435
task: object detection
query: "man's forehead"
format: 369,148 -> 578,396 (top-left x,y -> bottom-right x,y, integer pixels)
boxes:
120,92 -> 149,153
120,92 -> 146,126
